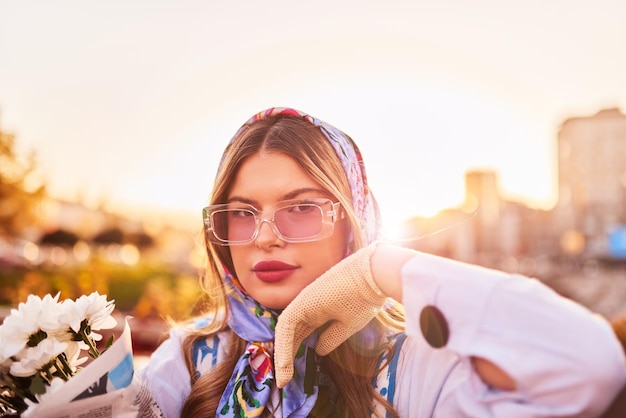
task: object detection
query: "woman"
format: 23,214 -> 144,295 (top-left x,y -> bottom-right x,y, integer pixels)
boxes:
139,107 -> 626,417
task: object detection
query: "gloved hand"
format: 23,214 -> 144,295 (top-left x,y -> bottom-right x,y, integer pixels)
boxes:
274,242 -> 387,388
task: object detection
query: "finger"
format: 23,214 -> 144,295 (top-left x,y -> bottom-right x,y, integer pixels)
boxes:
274,320 -> 296,388
274,322 -> 314,388
315,322 -> 353,356
275,361 -> 294,389
275,320 -> 312,362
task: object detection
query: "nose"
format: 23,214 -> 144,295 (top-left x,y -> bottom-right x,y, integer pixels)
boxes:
254,219 -> 284,248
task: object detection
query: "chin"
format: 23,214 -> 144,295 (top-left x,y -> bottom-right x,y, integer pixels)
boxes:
257,296 -> 289,310
264,301 -> 289,310
254,290 -> 296,310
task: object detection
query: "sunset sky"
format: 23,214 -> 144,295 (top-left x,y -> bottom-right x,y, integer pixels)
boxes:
1,0 -> 625,232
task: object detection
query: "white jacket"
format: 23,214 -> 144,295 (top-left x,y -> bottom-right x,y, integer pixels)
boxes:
139,252 -> 626,417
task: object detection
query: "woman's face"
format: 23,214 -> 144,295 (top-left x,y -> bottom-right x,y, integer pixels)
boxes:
227,150 -> 349,309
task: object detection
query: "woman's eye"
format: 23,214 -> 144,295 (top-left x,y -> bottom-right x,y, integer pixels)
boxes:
231,209 -> 254,218
290,204 -> 315,213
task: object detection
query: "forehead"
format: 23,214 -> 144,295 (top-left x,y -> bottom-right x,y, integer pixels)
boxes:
228,151 -> 327,202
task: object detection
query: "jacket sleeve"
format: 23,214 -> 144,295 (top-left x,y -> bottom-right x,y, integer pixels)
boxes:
137,329 -> 190,418
399,252 -> 626,417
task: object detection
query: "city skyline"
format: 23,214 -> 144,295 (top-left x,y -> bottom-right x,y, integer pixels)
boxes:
1,1 -> 625,230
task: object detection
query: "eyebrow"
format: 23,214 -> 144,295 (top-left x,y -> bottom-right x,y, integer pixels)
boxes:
227,187 -> 331,205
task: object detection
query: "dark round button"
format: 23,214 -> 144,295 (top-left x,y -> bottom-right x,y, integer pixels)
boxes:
420,305 -> 449,348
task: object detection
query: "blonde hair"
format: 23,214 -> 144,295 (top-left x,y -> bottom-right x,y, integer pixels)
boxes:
181,115 -> 404,417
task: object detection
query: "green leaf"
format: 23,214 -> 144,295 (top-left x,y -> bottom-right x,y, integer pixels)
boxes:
29,374 -> 46,395
105,335 -> 115,351
219,401 -> 230,414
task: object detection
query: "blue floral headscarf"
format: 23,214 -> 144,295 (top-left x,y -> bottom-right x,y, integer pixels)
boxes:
216,107 -> 381,417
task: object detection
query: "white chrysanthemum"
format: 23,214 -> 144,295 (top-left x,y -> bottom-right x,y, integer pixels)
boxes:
63,339 -> 88,370
78,292 -> 117,331
56,298 -> 81,335
0,293 -> 60,359
37,293 -> 69,335
59,292 -> 116,335
10,338 -> 68,377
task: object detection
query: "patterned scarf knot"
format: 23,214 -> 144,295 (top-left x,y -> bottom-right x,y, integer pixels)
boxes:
216,273 -> 318,418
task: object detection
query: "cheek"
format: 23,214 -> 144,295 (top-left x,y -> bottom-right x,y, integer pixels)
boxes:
229,247 -> 248,277
333,219 -> 352,257
307,239 -> 347,278
308,257 -> 339,282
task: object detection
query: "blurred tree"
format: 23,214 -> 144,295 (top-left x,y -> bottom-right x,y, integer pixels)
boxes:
39,229 -> 79,247
92,227 -> 124,245
0,127 -> 46,239
127,231 -> 155,249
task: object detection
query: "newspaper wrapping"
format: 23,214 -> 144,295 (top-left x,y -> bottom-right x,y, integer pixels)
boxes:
22,318 -> 163,418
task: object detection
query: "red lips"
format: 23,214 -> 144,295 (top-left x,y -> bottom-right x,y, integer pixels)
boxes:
253,260 -> 298,282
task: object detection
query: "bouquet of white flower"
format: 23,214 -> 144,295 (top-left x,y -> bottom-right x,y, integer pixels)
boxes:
0,292 -> 117,416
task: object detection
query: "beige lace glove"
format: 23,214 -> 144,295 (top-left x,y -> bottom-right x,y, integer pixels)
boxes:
274,242 -> 387,388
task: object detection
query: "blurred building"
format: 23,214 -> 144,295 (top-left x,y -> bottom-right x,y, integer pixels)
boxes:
400,107 -> 626,277
552,108 -> 626,259
465,170 -> 500,257
399,169 -> 550,275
